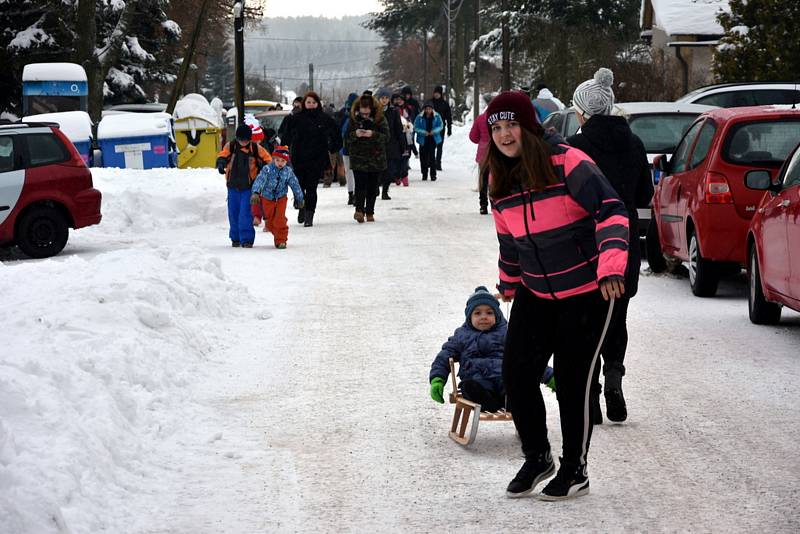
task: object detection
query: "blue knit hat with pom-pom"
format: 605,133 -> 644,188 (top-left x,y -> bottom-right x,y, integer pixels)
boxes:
465,286 -> 502,320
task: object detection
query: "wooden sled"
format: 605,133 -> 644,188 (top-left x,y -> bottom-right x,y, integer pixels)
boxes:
448,358 -> 513,446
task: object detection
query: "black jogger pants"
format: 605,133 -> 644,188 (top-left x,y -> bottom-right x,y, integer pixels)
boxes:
503,288 -> 613,465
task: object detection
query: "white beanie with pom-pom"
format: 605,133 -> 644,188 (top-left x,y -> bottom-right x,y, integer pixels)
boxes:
572,67 -> 615,118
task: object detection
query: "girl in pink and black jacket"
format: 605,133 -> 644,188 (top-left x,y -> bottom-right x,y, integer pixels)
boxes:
482,91 -> 629,501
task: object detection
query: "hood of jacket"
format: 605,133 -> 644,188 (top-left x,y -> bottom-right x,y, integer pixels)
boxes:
349,96 -> 385,124
579,114 -> 632,153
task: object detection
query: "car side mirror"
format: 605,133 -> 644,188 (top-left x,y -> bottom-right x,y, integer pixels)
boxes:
745,169 -> 772,191
653,154 -> 670,174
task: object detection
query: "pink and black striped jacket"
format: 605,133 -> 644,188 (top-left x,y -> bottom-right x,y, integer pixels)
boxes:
492,134 -> 629,300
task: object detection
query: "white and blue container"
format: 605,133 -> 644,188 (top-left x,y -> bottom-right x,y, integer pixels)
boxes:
97,112 -> 176,169
22,63 -> 88,115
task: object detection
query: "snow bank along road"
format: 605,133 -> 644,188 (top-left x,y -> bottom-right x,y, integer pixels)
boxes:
1,126 -> 799,533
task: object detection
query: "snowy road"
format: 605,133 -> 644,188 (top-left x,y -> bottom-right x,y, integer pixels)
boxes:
2,126 -> 799,533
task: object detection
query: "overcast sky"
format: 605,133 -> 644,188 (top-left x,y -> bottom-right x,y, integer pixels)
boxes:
264,0 -> 384,18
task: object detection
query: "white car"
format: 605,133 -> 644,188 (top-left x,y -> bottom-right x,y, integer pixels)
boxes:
676,82 -> 800,108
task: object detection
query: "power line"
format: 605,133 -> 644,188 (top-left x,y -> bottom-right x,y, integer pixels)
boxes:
250,73 -> 377,82
247,36 -> 384,43
257,57 -> 375,72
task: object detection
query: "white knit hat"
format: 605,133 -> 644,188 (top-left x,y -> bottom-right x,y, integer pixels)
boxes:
572,68 -> 615,117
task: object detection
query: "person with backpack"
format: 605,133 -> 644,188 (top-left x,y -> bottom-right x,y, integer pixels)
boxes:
216,123 -> 272,248
567,68 -> 654,425
288,91 -> 342,227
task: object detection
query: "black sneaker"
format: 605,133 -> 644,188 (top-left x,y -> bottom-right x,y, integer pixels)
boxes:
605,388 -> 628,422
539,459 -> 589,501
231,241 -> 240,248
506,450 -> 555,498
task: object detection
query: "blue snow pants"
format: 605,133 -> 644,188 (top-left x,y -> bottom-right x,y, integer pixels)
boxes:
227,188 -> 255,245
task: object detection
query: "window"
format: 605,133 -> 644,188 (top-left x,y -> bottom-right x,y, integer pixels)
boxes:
0,136 -> 14,172
695,91 -> 754,108
724,120 -> 800,167
689,121 -> 717,169
670,120 -> 703,173
629,113 -> 700,153
23,133 -> 68,167
752,90 -> 800,106
782,145 -> 800,189
564,111 -> 580,137
542,112 -> 562,132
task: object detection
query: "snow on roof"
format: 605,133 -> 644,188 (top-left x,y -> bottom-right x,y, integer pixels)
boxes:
98,112 -> 173,140
22,62 -> 87,82
173,94 -> 223,128
23,111 -> 93,141
650,0 -> 730,36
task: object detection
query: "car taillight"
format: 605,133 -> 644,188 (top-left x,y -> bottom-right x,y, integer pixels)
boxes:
704,172 -> 733,204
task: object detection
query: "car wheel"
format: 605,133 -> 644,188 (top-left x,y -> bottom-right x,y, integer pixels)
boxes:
645,217 -> 667,273
748,246 -> 781,325
15,206 -> 69,259
688,229 -> 718,297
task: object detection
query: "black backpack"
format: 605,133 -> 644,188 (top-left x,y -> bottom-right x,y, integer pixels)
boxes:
228,140 -> 265,172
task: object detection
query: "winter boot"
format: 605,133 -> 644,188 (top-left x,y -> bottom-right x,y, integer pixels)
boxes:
590,383 -> 603,425
366,214 -> 375,222
241,242 -> 253,249
303,210 -> 314,227
276,243 -> 287,249
539,459 -> 589,501
431,173 -> 437,181
231,241 -> 241,248
347,192 -> 354,206
402,176 -> 409,187
604,371 -> 627,422
354,210 -> 365,223
506,450 -> 555,498
605,388 -> 627,422
422,173 -> 427,181
297,209 -> 305,224
480,206 -> 489,215
381,184 -> 391,200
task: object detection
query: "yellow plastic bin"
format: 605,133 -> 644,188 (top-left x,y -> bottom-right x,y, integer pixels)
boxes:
173,94 -> 224,168
174,116 -> 222,168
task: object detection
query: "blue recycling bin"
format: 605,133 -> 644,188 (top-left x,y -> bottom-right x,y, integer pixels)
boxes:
97,113 -> 176,169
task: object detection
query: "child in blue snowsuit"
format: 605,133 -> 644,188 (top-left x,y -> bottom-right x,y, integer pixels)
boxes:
250,146 -> 304,249
429,286 -> 554,412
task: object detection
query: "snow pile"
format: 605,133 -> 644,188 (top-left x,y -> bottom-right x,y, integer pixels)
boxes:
0,245 -> 258,533
88,168 -> 226,235
174,94 -> 223,128
98,112 -> 173,140
22,63 -> 86,82
23,111 -> 93,142
651,0 -> 730,36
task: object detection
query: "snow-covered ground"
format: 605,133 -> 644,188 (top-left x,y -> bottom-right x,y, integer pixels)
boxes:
2,123 -> 799,533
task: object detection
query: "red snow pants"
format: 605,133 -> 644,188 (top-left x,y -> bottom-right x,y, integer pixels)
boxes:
251,196 -> 289,246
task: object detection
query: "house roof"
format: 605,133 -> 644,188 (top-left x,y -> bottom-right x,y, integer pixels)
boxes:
642,0 -> 730,36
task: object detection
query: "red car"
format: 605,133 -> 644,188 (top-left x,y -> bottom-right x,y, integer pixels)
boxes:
0,122 -> 101,258
745,142 -> 800,323
647,105 -> 800,296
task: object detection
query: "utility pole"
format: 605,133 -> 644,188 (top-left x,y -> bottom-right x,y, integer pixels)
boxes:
445,0 -> 451,103
309,63 -> 314,92
501,0 -> 510,91
473,0 -> 480,120
233,0 -> 245,124
422,32 -> 428,100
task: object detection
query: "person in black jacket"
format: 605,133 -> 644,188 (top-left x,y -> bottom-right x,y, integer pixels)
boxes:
376,87 -> 407,200
278,96 -> 303,148
431,85 -> 453,171
287,91 -> 342,227
567,68 -> 654,424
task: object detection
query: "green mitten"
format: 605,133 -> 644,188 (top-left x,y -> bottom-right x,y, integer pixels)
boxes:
430,377 -> 445,404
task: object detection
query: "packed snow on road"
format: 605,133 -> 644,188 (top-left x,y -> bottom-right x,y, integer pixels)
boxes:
1,124 -> 799,533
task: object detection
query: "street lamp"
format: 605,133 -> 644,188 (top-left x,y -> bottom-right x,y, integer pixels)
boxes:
233,1 -> 245,125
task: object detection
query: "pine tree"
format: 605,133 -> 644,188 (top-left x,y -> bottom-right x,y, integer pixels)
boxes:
713,0 -> 800,82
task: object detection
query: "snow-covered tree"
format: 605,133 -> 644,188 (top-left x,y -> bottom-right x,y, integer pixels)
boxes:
713,0 -> 800,82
